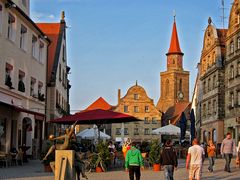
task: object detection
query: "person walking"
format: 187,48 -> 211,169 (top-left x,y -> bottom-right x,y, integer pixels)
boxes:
207,140 -> 216,172
220,132 -> 236,172
125,142 -> 144,180
160,139 -> 178,180
186,138 -> 205,180
237,140 -> 240,167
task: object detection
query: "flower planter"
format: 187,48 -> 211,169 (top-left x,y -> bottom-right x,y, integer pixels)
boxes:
153,164 -> 160,171
96,166 -> 103,173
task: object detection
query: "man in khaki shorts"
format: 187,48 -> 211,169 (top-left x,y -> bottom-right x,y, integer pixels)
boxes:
186,138 -> 205,180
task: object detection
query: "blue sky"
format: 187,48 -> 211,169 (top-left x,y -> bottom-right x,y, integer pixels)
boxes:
31,0 -> 232,112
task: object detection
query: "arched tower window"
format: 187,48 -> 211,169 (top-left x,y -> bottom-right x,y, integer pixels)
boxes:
179,79 -> 182,92
165,79 -> 169,96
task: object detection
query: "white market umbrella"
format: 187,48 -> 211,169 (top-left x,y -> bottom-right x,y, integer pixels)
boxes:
76,127 -> 111,140
152,124 -> 190,136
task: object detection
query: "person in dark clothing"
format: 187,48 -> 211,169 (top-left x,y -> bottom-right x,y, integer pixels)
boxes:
160,140 -> 178,180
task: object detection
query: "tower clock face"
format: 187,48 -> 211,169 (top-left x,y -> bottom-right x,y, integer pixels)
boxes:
178,91 -> 184,99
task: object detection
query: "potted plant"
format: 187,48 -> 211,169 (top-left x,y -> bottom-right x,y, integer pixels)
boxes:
91,141 -> 110,172
149,139 -> 161,171
40,140 -> 55,172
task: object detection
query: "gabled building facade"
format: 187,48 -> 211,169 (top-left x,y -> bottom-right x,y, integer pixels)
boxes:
197,18 -> 226,144
0,0 -> 49,157
37,12 -> 71,136
112,83 -> 162,142
224,0 -> 240,142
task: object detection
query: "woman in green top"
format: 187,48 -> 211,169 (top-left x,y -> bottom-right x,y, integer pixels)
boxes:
125,142 -> 144,180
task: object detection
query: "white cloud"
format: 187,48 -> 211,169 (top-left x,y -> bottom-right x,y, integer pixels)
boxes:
31,11 -> 57,22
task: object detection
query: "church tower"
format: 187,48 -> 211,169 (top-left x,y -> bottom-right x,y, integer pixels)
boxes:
157,18 -> 190,113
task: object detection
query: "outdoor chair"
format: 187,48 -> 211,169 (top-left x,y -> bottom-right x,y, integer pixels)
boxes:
0,152 -> 10,168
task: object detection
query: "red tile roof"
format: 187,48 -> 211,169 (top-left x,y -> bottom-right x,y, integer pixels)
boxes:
85,97 -> 112,111
163,102 -> 191,125
36,23 -> 61,82
167,21 -> 183,55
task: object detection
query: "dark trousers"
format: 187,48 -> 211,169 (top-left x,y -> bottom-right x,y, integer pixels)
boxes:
208,157 -> 214,172
224,153 -> 232,172
129,165 -> 141,180
164,165 -> 174,180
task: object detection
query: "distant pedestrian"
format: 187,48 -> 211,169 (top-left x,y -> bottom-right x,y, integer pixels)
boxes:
207,140 -> 216,172
160,139 -> 178,180
237,141 -> 240,167
186,138 -> 205,180
221,132 -> 236,172
122,138 -> 131,158
125,142 -> 144,180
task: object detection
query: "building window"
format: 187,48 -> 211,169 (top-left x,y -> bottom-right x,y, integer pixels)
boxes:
230,41 -> 234,54
238,62 -> 240,76
179,79 -> 182,92
22,0 -> 27,7
238,91 -> 240,106
59,64 -> 62,81
124,128 -> 129,135
134,106 -> 139,113
213,99 -> 216,114
116,128 -> 121,135
230,65 -> 234,79
203,81 -> 206,94
238,37 -> 240,50
39,41 -> 44,63
230,92 -> 234,108
18,70 -> 25,92
5,63 -> 13,88
208,78 -> 211,91
56,90 -> 59,107
212,75 -> 216,89
20,25 -> 27,50
0,4 -> 2,33
144,117 -> 149,124
134,128 -> 139,135
202,104 -> 206,117
38,82 -> 44,101
208,101 -> 211,115
32,35 -> 37,58
166,79 -> 169,96
152,117 -> 157,124
144,128 -> 150,135
124,105 -> 128,113
7,13 -> 15,41
134,94 -> 139,100
145,106 -> 149,112
30,77 -> 36,97
62,45 -> 65,62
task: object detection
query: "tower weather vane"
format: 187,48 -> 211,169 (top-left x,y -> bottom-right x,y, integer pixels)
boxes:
173,10 -> 176,21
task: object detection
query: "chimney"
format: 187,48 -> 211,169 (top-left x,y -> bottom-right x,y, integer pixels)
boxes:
118,89 -> 121,104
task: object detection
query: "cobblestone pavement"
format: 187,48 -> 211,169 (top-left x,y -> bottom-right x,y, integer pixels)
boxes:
0,159 -> 239,180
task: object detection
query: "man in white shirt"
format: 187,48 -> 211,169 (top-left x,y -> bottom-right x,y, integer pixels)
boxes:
186,138 -> 205,180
